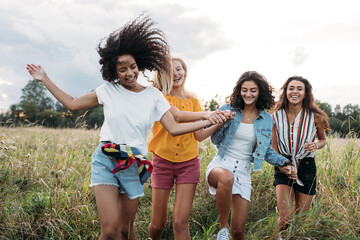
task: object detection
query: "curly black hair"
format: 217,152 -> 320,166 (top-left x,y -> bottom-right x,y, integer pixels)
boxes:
228,71 -> 275,110
97,15 -> 170,82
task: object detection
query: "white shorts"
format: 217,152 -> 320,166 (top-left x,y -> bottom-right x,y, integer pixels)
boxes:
206,155 -> 252,201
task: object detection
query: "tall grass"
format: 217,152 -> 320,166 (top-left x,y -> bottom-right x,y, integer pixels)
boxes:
0,127 -> 359,239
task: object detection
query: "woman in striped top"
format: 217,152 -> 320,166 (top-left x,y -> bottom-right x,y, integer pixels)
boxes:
272,76 -> 330,233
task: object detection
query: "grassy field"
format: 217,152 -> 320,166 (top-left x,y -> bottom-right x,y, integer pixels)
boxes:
0,127 -> 359,239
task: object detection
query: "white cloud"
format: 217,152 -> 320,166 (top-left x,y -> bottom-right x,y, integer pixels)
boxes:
0,77 -> 12,86
0,0 -> 360,111
0,91 -> 8,99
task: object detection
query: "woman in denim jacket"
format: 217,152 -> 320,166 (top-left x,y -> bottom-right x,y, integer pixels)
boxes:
197,71 -> 296,240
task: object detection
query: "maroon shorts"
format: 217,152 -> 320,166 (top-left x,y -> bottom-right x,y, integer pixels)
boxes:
150,153 -> 200,189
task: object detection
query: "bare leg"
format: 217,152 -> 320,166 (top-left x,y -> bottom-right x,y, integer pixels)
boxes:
172,184 -> 197,240
118,194 -> 139,240
276,184 -> 295,231
230,194 -> 249,240
148,188 -> 171,240
94,185 -> 121,240
294,191 -> 314,215
208,167 -> 234,229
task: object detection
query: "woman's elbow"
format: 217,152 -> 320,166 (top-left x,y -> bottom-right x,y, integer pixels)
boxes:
169,107 -> 181,122
195,135 -> 207,142
173,115 -> 181,123
167,128 -> 180,137
67,105 -> 79,112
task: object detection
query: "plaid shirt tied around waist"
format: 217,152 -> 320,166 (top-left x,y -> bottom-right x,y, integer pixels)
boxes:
101,142 -> 153,185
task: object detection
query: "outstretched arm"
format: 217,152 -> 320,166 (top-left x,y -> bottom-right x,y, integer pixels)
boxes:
169,106 -> 228,125
194,110 -> 236,141
26,64 -> 98,111
160,110 -> 213,136
194,123 -> 224,142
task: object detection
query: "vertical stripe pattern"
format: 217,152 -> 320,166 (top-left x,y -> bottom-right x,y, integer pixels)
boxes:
273,109 -> 317,186
273,109 -> 316,162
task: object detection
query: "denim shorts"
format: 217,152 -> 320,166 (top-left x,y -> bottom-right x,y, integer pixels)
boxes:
151,153 -> 200,189
206,155 -> 252,201
89,143 -> 144,199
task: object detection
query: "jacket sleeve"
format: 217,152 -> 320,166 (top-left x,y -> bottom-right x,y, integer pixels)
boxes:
264,140 -> 288,166
210,104 -> 230,146
211,121 -> 231,146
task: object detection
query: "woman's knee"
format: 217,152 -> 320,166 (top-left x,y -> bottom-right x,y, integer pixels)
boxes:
231,225 -> 245,239
149,220 -> 166,234
218,173 -> 234,188
101,225 -> 119,240
172,217 -> 188,233
118,224 -> 130,239
278,214 -> 291,230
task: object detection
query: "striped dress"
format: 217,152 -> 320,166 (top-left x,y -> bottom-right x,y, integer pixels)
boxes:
273,109 -> 317,185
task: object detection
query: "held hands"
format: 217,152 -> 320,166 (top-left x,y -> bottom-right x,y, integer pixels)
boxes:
205,109 -> 236,125
222,110 -> 236,120
26,64 -> 48,82
304,140 -> 317,152
278,165 -> 298,180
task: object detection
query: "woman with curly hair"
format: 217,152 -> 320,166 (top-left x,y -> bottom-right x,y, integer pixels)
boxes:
197,71 -> 295,240
26,16 -> 217,240
272,76 -> 330,237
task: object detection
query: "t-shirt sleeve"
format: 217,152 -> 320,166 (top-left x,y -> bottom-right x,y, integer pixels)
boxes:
153,89 -> 171,122
95,83 -> 106,104
193,98 -> 203,112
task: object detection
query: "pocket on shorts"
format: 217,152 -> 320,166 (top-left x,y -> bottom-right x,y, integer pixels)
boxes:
298,158 -> 316,181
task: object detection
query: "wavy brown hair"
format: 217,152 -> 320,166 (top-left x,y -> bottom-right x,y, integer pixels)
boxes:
228,71 -> 275,111
274,76 -> 330,130
97,15 -> 170,82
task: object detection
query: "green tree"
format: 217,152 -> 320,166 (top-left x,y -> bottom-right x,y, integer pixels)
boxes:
343,104 -> 360,119
328,117 -> 343,135
204,94 -> 222,111
86,105 -> 104,128
55,101 -> 69,113
38,110 -> 63,128
20,79 -> 54,111
316,99 -> 332,117
9,104 -> 21,119
20,102 -> 39,122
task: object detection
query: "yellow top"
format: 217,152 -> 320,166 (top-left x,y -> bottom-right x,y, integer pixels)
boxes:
148,94 -> 203,163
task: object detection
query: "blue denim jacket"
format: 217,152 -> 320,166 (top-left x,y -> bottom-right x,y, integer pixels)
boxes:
211,103 -> 288,171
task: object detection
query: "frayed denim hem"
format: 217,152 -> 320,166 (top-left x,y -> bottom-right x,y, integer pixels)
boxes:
127,192 -> 145,200
89,183 -> 119,188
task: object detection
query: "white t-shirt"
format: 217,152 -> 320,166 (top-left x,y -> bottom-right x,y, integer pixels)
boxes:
96,82 -> 170,155
226,123 -> 256,161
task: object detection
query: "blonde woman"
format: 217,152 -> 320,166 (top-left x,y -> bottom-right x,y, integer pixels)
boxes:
148,56 -> 234,240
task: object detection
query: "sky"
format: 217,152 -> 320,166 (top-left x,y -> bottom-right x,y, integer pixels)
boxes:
1,0 -> 360,113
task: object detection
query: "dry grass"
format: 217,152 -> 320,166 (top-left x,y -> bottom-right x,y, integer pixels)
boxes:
0,127 -> 359,239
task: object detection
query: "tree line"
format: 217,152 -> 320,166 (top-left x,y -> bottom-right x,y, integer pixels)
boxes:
0,79 -> 103,128
1,79 -> 359,137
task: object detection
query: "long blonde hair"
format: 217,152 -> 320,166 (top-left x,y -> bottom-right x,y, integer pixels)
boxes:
152,56 -> 196,98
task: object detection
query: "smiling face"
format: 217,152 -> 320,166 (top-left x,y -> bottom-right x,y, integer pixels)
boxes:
115,54 -> 139,90
286,80 -> 305,105
171,59 -> 185,89
240,80 -> 259,106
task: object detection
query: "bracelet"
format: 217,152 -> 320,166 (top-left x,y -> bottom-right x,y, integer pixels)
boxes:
313,142 -> 318,149
283,161 -> 292,166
